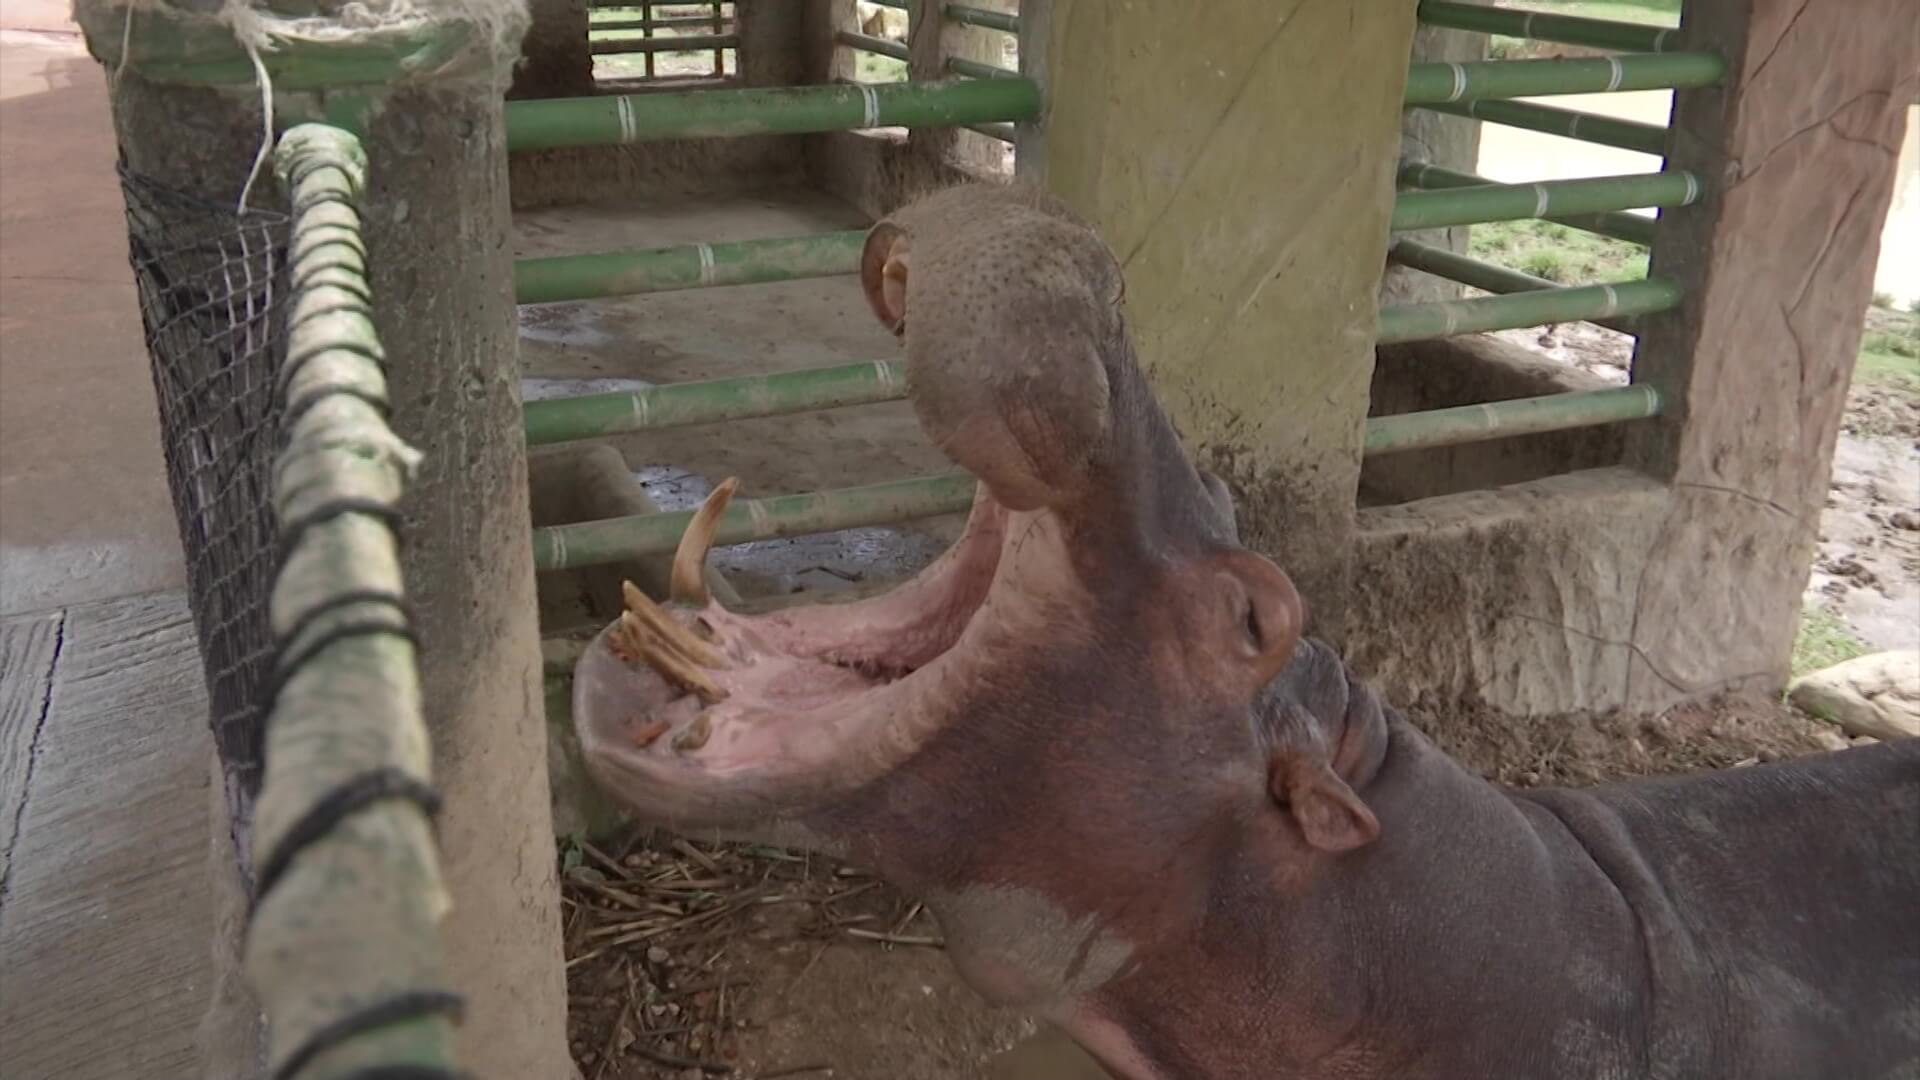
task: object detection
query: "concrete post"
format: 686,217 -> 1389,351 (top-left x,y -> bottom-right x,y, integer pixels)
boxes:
72,2 -> 575,1076
509,0 -> 596,99
1622,0 -> 1920,706
1021,0 -> 1419,641
1382,6 -> 1489,307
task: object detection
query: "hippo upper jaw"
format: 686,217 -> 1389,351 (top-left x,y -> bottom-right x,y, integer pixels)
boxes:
572,487 -> 1016,834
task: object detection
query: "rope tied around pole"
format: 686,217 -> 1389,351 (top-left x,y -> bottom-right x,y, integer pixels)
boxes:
242,121 -> 462,1080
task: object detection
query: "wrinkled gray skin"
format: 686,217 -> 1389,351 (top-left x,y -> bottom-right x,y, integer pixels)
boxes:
574,184 -> 1920,1080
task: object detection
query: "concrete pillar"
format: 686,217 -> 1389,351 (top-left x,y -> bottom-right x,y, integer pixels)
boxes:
72,2 -> 575,1075
1021,0 -> 1419,640
509,0 -> 596,100
1622,1 -> 1920,706
1381,6 -> 1488,306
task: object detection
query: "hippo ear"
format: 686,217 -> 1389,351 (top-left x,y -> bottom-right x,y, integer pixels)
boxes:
1269,749 -> 1380,854
861,222 -> 910,335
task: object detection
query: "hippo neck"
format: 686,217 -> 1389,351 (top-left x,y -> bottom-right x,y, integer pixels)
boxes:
1068,658 -> 1654,1080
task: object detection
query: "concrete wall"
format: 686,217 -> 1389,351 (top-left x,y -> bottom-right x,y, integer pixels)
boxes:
1380,5 -> 1487,307
507,3 -> 814,209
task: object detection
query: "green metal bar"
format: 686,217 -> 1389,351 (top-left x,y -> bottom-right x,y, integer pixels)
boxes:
948,55 -> 1016,79
523,359 -> 907,445
515,231 -> 865,305
1416,98 -> 1668,156
945,3 -> 1020,32
1376,278 -> 1682,343
1397,162 -> 1668,244
589,14 -> 727,30
506,78 -> 1040,151
838,29 -> 910,62
532,472 -> 979,570
1416,0 -> 1679,53
1392,168 -> 1697,232
1365,385 -> 1662,455
591,34 -> 736,54
1403,53 -> 1724,103
1386,239 -> 1645,335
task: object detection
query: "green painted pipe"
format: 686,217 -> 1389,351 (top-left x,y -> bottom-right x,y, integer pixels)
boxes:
948,55 -> 1016,79
1415,98 -> 1668,156
1386,239 -> 1645,335
946,3 -> 1019,32
838,29 -> 909,62
1416,0 -> 1680,53
1397,162 -> 1664,244
1365,385 -> 1662,455
532,472 -> 978,570
1376,278 -> 1682,343
588,15 -> 726,30
590,34 -> 736,55
1392,168 -> 1697,232
523,359 -> 907,445
529,383 -> 1664,567
1404,52 -> 1724,103
515,230 -> 866,305
505,78 -> 1041,152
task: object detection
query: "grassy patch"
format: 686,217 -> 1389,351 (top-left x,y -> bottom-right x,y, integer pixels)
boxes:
1493,0 -> 1680,25
1857,310 -> 1920,392
1467,219 -> 1650,285
1791,605 -> 1869,679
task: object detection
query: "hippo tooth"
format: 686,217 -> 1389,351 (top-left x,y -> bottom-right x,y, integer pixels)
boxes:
671,711 -> 714,752
622,581 -> 727,669
669,477 -> 739,607
620,610 -> 730,706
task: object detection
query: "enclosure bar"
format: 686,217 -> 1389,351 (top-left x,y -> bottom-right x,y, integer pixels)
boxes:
532,472 -> 979,570
1397,162 -> 1662,244
523,359 -> 907,445
837,29 -> 909,62
1403,53 -> 1724,103
505,78 -> 1041,150
945,3 -> 1020,32
1375,278 -> 1682,343
1416,0 -> 1680,53
1386,239 -> 1645,334
948,55 -> 1017,79
590,33 -> 737,55
589,15 -> 729,31
1392,167 -> 1697,232
250,122 -> 458,1077
1415,98 -> 1668,156
515,230 -> 865,305
1365,385 -> 1662,455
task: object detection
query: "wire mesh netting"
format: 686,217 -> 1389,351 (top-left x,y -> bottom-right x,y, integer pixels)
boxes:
118,162 -> 291,858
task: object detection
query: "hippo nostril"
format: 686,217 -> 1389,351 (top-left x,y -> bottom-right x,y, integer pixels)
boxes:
1244,603 -> 1265,653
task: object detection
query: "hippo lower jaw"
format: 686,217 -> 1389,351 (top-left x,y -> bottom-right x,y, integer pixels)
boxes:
573,483 -> 1014,832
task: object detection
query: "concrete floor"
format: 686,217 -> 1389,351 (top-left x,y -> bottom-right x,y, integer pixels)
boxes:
0,13 -> 221,1080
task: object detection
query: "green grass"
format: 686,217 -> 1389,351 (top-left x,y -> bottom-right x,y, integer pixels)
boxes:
1791,604 -> 1870,679
1493,0 -> 1680,25
1856,316 -> 1920,392
1467,219 -> 1650,285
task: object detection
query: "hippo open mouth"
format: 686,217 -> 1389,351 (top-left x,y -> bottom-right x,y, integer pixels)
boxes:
573,183 -> 1317,857
572,477 -> 1017,831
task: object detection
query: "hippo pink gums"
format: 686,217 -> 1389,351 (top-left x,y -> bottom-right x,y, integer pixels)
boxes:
573,185 -> 1920,1080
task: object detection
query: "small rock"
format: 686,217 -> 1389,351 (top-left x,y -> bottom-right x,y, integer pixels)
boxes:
1889,510 -> 1920,531
1853,735 -> 1882,747
1788,650 -> 1920,741
647,945 -> 671,965
1813,729 -> 1851,752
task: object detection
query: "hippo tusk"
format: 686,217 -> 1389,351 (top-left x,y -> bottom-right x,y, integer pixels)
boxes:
670,477 -> 740,606
623,580 -> 727,669
618,610 -> 729,705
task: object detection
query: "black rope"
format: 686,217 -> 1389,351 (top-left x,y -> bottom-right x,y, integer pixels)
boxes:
271,990 -> 466,1080
251,765 -> 442,906
261,617 -> 418,713
282,385 -> 393,434
276,497 -> 407,562
274,590 -> 415,665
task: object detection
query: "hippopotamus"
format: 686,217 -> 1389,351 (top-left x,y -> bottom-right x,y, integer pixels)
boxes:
572,184 -> 1920,1080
